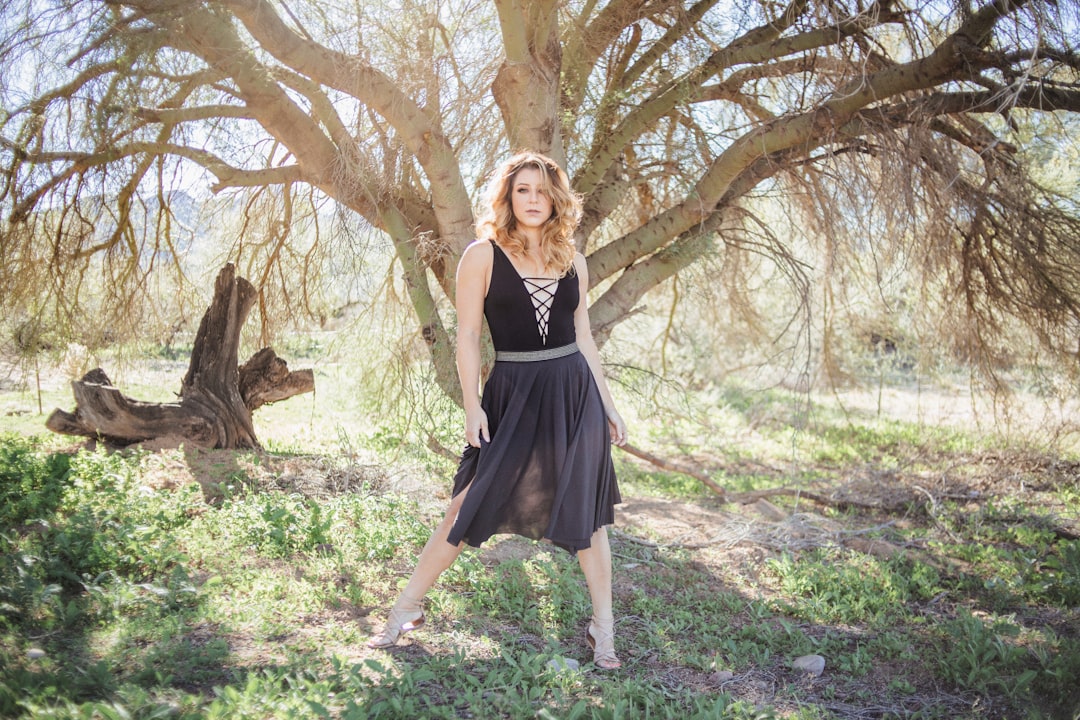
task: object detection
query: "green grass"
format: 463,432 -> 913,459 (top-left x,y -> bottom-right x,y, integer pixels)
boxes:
2,384 -> 1080,720
765,549 -> 943,626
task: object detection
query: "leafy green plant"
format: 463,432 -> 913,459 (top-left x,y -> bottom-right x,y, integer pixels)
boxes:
0,536 -> 63,628
210,494 -> 341,559
0,434 -> 70,526
42,453 -> 192,586
935,611 -> 1036,699
1041,540 -> 1080,606
765,550 -> 939,625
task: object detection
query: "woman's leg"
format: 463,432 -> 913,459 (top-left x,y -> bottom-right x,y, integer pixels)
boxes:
577,526 -> 621,668
367,489 -> 469,647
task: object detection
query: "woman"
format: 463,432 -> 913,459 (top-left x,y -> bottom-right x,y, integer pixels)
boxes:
367,151 -> 626,669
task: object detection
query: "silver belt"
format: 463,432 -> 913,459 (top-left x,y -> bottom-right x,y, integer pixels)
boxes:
495,342 -> 579,362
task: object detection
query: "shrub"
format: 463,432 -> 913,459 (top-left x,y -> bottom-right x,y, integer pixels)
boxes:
0,434 -> 70,527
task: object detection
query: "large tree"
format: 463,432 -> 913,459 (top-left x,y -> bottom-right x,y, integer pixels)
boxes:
2,0 -> 1079,399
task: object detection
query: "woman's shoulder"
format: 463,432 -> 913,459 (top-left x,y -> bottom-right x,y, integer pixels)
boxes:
571,251 -> 588,278
459,238 -> 495,273
463,238 -> 495,259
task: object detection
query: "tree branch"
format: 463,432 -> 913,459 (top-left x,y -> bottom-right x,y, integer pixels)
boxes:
12,61 -> 122,117
574,0 -> 900,199
586,0 -> 1018,284
494,0 -> 531,63
216,0 -> 475,259
3,138 -> 303,222
623,0 -> 724,88
560,0 -> 658,116
381,204 -> 459,403
882,87 -> 1080,119
491,0 -> 565,160
618,441 -> 728,498
590,223 -> 714,342
130,104 -> 254,123
149,3 -> 340,187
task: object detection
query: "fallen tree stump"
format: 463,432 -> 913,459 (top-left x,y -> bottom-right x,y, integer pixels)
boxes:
46,264 -> 314,449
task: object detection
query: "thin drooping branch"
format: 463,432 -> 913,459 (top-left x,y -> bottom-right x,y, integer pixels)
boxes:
3,139 -> 304,222
619,441 -> 729,497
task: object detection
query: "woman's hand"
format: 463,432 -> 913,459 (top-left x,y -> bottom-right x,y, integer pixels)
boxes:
606,408 -> 627,447
466,406 -> 490,448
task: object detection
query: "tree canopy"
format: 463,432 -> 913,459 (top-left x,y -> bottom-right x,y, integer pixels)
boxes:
2,0 -> 1079,397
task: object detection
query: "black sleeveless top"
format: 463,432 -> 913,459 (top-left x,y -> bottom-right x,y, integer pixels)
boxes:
485,241 -> 579,352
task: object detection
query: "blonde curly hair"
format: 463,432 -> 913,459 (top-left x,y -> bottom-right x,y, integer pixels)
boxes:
476,152 -> 581,277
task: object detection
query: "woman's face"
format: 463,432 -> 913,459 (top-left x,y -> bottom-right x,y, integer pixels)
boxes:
509,166 -> 554,232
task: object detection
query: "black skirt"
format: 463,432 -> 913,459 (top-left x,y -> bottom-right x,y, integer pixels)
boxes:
446,351 -> 620,554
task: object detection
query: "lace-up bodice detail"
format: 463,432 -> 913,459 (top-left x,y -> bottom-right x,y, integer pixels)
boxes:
522,277 -> 559,345
484,241 -> 578,352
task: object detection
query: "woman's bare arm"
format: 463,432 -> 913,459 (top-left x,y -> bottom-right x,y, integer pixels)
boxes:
456,240 -> 493,447
572,253 -> 627,446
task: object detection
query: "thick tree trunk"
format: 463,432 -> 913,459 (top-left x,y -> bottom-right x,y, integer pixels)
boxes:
46,264 -> 314,449
491,0 -> 563,164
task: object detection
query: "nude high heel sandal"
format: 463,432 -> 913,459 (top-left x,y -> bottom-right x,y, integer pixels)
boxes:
585,616 -> 622,669
367,602 -> 425,648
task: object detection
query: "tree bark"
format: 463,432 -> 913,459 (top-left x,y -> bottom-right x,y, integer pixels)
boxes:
46,264 -> 314,449
492,0 -> 563,163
